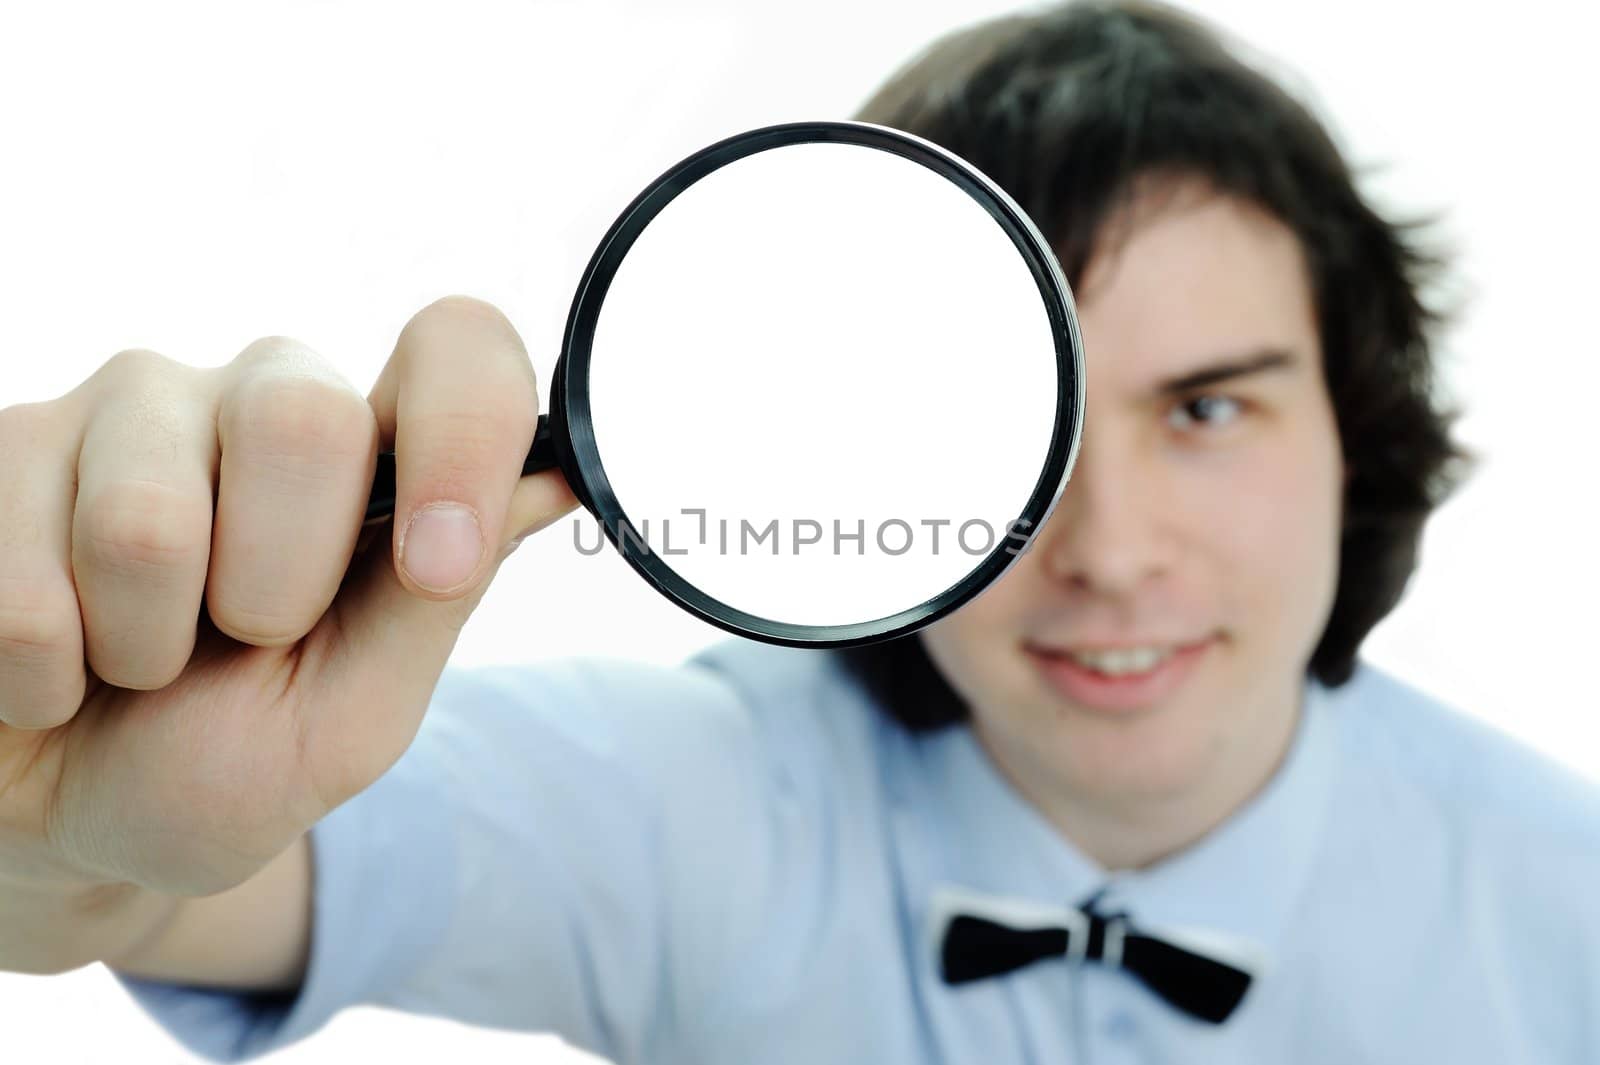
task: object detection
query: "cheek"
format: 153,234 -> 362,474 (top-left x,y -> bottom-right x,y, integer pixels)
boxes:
922,554 -> 1045,692
1179,422 -> 1342,636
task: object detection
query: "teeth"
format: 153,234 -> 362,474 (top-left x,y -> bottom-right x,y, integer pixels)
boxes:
1065,646 -> 1173,676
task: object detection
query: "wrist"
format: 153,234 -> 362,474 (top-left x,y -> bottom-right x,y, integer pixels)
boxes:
0,870 -> 180,976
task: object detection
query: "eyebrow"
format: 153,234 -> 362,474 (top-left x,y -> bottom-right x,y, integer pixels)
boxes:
1152,348 -> 1300,397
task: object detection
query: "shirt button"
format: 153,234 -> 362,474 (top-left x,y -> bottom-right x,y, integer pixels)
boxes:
1104,1010 -> 1138,1040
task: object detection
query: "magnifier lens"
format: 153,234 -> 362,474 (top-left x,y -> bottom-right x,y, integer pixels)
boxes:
363,123 -> 1082,648
580,138 -> 1067,636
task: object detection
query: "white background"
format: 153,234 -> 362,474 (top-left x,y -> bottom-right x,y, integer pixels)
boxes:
1,0 -> 1595,1062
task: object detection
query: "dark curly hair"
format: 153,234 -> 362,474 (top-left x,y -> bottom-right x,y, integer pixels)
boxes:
837,0 -> 1473,731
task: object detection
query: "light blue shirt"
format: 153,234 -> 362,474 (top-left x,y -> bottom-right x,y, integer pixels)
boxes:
117,640 -> 1600,1063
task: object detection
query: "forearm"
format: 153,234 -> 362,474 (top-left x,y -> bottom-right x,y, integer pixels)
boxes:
106,832 -> 312,993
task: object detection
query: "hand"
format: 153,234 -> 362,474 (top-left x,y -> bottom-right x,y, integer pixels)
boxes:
0,296 -> 577,971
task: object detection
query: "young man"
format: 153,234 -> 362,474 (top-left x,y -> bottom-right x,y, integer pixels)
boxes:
2,1 -> 1596,1062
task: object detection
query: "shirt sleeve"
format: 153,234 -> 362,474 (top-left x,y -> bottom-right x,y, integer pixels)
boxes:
114,653 -> 800,1064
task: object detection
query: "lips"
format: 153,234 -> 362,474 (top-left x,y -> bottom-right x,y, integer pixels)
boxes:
1024,636 -> 1216,714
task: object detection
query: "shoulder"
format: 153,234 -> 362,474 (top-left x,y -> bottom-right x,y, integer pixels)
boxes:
1308,666 -> 1600,1039
1326,660 -> 1600,880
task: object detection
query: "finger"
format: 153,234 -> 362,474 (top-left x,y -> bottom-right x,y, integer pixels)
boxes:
70,350 -> 217,692
500,466 -> 581,548
283,297 -> 545,807
0,402 -> 87,729
307,461 -> 578,810
208,337 -> 378,646
368,295 -> 540,598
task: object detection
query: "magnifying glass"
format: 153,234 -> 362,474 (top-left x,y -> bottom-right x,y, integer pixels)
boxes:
364,121 -> 1084,649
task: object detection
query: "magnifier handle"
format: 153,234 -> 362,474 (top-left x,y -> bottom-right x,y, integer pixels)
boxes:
363,413 -> 559,525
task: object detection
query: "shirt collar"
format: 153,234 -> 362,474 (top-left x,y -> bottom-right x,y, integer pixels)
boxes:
886,674 -> 1341,976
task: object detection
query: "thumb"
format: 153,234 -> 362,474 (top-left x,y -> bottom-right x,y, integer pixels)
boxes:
344,467 -> 579,648
321,469 -> 580,772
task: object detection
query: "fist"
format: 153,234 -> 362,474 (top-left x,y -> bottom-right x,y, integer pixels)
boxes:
0,297 -> 576,906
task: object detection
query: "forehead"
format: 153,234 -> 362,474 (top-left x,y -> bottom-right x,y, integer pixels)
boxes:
1071,178 -> 1318,375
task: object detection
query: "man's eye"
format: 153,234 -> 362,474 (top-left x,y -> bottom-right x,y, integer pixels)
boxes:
1166,394 -> 1243,431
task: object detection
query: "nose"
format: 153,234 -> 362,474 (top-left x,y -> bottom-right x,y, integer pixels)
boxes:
1034,423 -> 1175,597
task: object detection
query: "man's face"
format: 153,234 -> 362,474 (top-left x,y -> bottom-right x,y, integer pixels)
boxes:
923,178 -> 1344,815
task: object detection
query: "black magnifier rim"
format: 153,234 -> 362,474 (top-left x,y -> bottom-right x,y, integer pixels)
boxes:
557,119 -> 1084,649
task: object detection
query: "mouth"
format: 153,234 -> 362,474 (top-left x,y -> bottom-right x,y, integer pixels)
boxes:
1023,635 -> 1218,714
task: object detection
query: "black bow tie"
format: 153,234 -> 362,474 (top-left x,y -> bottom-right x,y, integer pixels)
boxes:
935,892 -> 1257,1025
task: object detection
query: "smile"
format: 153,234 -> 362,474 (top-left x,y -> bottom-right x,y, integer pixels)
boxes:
1024,637 -> 1217,713
1061,645 -> 1175,675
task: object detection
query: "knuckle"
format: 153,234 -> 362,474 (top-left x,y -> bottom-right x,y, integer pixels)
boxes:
412,294 -> 515,335
85,350 -> 195,426
207,596 -> 311,647
0,576 -> 78,658
226,374 -> 375,469
0,400 -> 55,444
0,403 -> 66,471
417,410 -> 520,476
231,335 -> 320,374
77,479 -> 209,572
398,296 -> 529,371
92,349 -> 188,402
476,394 -> 539,443
109,654 -> 189,694
91,653 -> 183,697
100,347 -> 177,381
